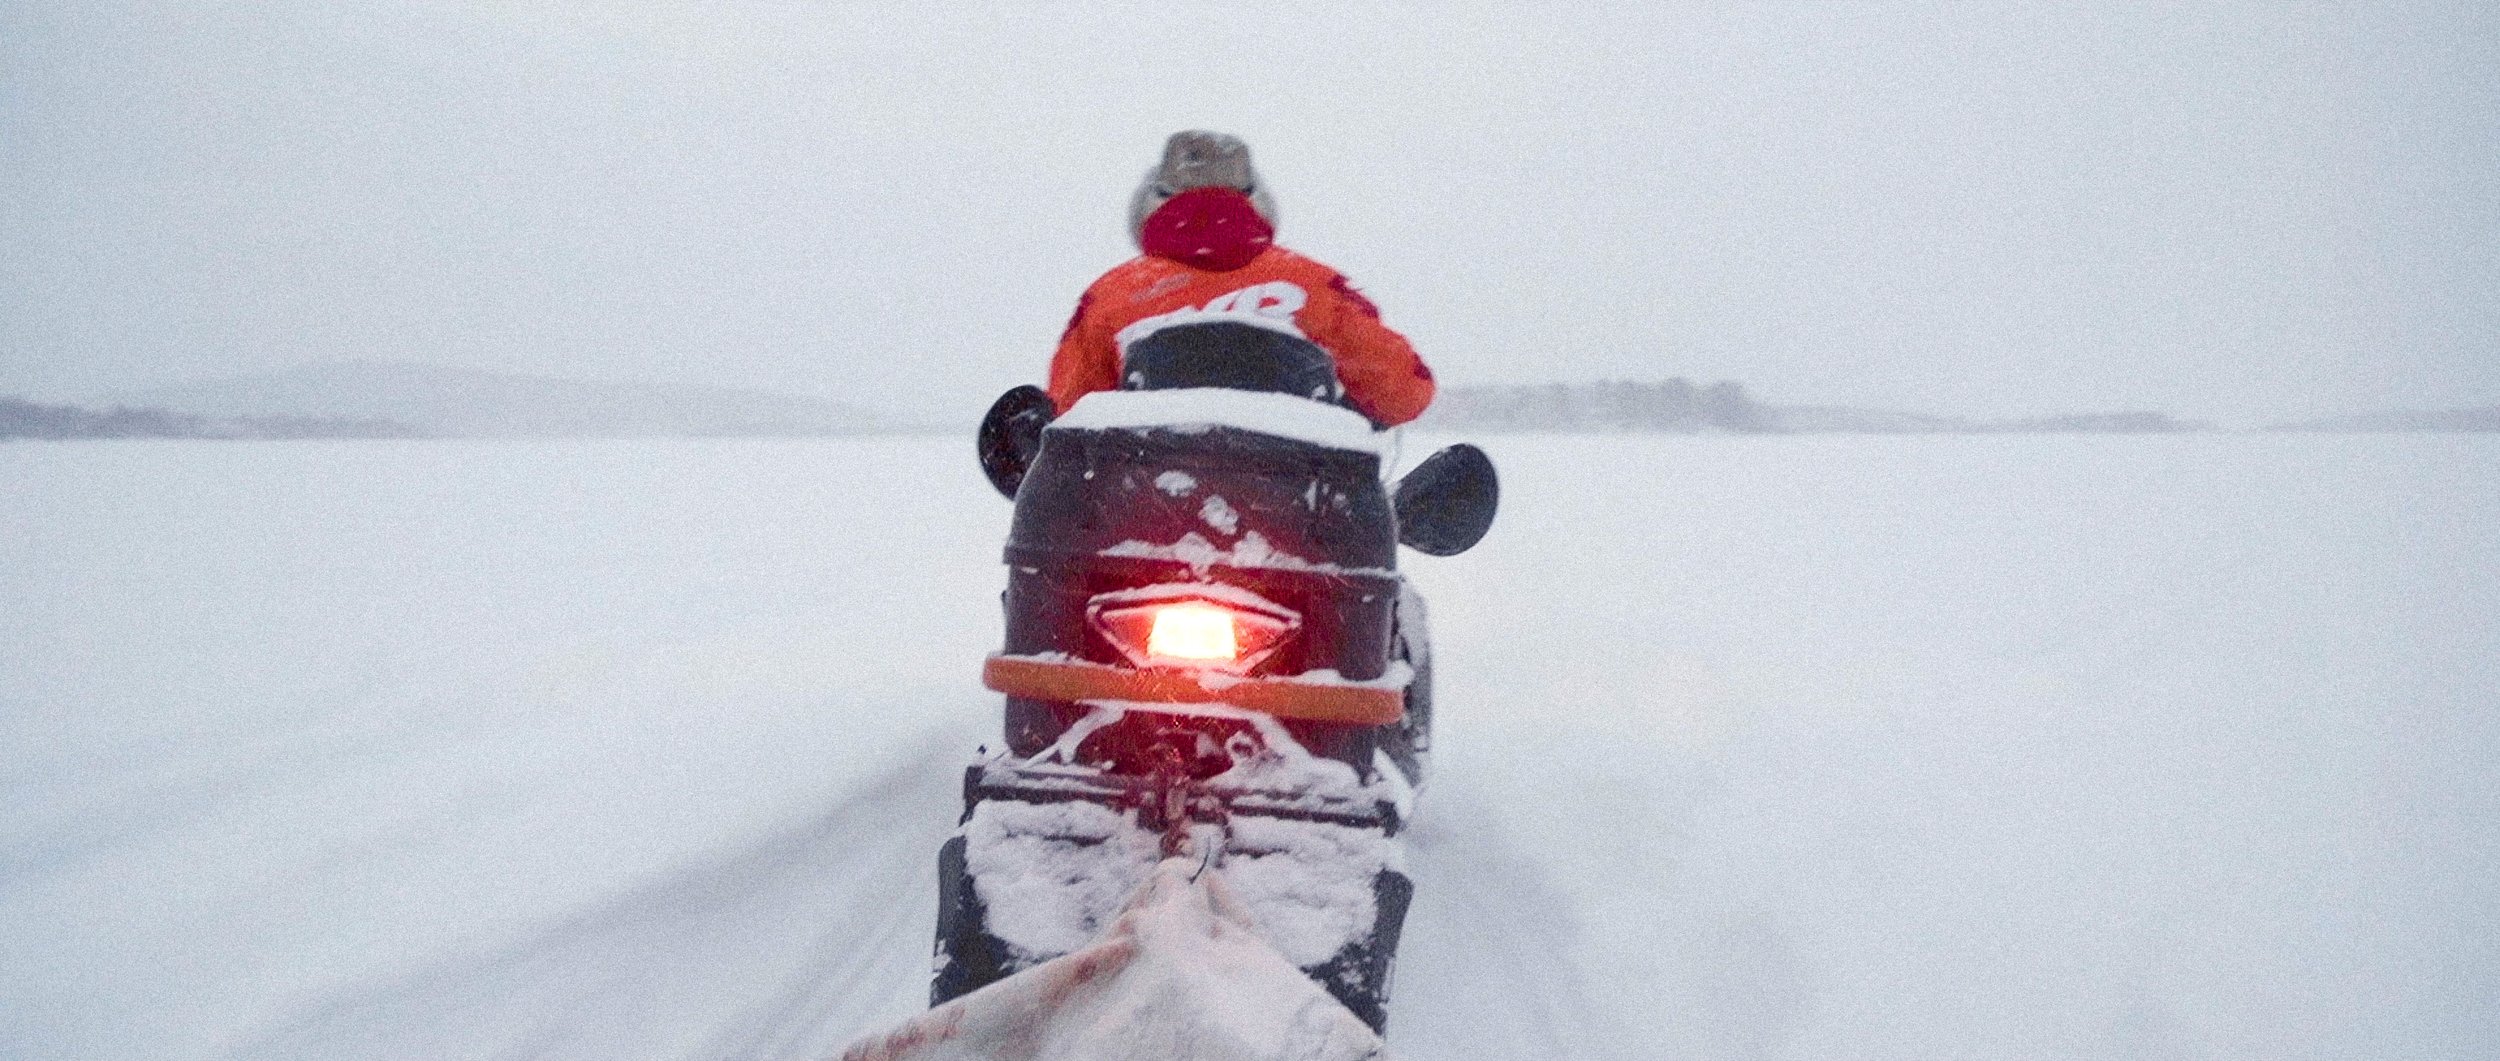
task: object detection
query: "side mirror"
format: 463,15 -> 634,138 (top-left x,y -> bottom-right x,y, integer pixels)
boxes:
977,385 -> 1054,499
1393,443 -> 1498,556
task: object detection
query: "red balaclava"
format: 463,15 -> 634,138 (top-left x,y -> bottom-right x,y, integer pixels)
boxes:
1139,187 -> 1274,272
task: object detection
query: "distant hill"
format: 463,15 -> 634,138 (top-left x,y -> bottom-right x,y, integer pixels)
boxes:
1768,405 -> 1978,433
1966,411 -> 2210,433
1765,406 -> 2206,433
2265,405 -> 2500,433
104,361 -> 888,438
1,396 -> 421,441
1418,381 -> 2207,434
1419,380 -> 1776,433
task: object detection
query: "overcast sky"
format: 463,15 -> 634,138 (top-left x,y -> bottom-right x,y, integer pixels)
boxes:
4,1 -> 2495,424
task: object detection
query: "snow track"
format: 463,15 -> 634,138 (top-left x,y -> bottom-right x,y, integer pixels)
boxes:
235,735 -> 960,1061
240,735 -> 965,1061
1392,787 -> 1637,1060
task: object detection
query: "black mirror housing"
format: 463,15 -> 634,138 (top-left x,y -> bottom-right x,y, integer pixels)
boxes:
1393,443 -> 1498,556
977,385 -> 1055,499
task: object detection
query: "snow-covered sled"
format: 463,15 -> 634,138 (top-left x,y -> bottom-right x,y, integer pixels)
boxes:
845,859 -> 1388,1061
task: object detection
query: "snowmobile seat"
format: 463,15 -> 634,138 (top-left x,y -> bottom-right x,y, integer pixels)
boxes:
1119,321 -> 1351,411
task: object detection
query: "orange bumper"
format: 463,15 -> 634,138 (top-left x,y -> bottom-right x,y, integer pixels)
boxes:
983,654 -> 1405,726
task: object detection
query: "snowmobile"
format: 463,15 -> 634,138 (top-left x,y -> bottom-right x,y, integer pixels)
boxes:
931,321 -> 1496,1040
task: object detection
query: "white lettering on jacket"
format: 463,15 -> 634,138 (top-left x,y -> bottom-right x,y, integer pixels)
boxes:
1114,281 -> 1309,353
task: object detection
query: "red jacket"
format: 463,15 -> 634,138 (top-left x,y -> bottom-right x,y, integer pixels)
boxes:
1048,189 -> 1436,426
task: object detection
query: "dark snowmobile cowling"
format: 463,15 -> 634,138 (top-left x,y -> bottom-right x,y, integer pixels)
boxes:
925,325 -> 1496,1042
993,391 -> 1408,739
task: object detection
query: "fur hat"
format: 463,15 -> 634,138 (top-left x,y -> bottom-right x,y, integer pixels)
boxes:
1128,130 -> 1279,246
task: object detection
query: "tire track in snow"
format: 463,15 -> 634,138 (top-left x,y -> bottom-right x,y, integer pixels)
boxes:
1388,751 -> 1815,1061
235,726 -> 975,1061
686,842 -> 937,1061
1388,781 -> 1638,1061
236,718 -> 1806,1061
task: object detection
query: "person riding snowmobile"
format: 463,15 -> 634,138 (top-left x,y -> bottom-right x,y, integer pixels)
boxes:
1047,130 -> 1437,427
899,133 -> 1497,1054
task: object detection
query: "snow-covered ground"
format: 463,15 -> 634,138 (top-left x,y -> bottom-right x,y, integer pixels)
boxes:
3,433 -> 2493,1061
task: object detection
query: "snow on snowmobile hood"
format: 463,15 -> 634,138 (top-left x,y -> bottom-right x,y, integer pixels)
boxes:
841,858 -> 1388,1061
1051,389 -> 1385,456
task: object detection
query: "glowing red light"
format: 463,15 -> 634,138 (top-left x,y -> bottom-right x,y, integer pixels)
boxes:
1147,603 -> 1239,660
1088,585 -> 1302,673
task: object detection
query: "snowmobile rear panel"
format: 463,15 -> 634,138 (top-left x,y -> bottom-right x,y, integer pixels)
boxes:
935,380 -> 1461,1039
1002,421 -> 1400,684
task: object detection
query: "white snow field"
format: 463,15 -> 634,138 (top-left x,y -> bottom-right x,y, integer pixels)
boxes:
3,433 -> 2494,1061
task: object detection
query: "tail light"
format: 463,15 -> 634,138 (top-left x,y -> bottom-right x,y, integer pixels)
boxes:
1088,584 -> 1301,673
